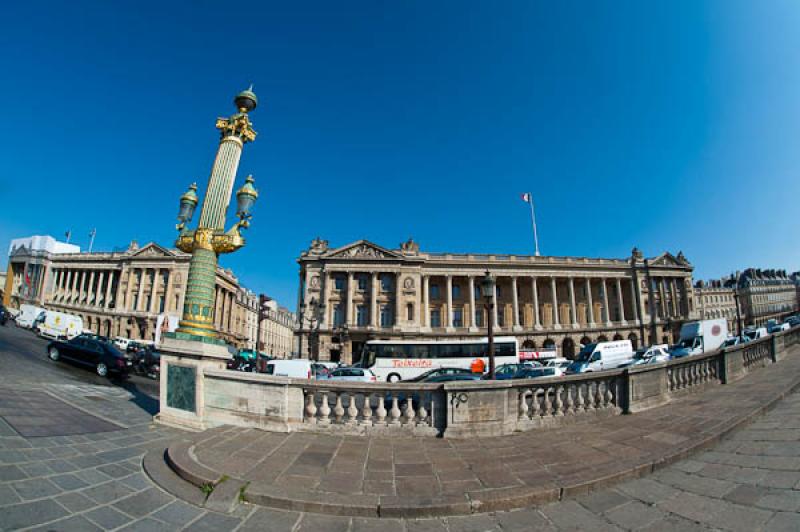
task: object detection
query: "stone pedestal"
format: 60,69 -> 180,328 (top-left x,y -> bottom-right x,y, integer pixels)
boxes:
154,335 -> 232,431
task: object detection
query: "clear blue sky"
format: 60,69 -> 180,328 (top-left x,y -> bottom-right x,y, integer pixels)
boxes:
2,1 -> 799,308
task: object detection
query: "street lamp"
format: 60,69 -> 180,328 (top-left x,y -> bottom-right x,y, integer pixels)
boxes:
480,271 -> 496,379
733,288 -> 743,338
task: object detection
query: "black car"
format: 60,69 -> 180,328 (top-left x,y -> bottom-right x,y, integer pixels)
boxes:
406,367 -> 473,382
47,335 -> 132,377
515,367 -> 557,379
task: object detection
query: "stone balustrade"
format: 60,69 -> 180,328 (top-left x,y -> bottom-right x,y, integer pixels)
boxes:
159,328 -> 800,438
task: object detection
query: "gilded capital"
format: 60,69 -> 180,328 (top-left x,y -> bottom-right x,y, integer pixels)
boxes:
216,113 -> 257,143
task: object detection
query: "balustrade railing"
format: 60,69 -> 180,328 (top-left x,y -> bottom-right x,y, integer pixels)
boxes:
743,339 -> 772,370
667,353 -> 720,392
301,381 -> 444,431
515,373 -> 622,424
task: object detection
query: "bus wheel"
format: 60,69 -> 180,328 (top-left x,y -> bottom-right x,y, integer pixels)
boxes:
387,373 -> 401,383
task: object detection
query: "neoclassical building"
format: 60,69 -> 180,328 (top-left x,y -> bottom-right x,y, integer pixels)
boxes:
737,269 -> 797,326
694,278 -> 739,333
296,239 -> 698,364
6,238 -> 256,348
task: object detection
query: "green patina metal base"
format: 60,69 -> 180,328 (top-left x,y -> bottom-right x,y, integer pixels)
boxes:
163,331 -> 228,346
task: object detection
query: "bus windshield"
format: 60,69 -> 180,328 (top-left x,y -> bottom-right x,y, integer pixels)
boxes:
359,345 -> 377,368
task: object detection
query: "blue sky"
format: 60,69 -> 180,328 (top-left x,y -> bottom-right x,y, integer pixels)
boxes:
2,1 -> 799,307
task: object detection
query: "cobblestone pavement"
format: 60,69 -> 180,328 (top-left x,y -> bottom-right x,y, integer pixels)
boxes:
1,325 -> 800,531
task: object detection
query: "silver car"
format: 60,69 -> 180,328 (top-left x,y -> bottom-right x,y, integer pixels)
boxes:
323,366 -> 378,382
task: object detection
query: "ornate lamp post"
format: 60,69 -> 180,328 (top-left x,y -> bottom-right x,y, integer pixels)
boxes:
172,88 -> 259,342
480,271 -> 496,379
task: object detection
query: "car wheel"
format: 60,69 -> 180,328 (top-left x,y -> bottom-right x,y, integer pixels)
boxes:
48,347 -> 60,361
96,362 -> 108,377
387,373 -> 401,383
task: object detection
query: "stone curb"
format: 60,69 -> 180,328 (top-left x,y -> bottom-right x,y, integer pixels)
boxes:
142,448 -> 207,507
156,361 -> 800,518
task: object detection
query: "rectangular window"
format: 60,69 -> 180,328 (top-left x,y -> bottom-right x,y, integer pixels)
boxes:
431,309 -> 441,327
333,304 -> 344,326
358,276 -> 367,291
335,276 -> 345,290
380,305 -> 393,327
497,309 -> 504,327
475,309 -> 483,327
430,284 -> 440,299
406,303 -> 414,321
452,285 -> 461,299
380,275 -> 392,292
496,286 -> 503,298
453,308 -> 463,327
356,305 -> 367,326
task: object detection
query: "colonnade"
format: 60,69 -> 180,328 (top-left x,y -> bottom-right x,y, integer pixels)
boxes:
50,268 -> 121,309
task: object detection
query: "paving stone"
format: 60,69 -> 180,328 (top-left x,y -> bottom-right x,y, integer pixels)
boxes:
494,507 -> 556,531
54,491 -> 96,512
81,480 -> 136,504
116,517 -> 169,532
576,489 -> 631,514
50,473 -> 90,491
446,513 -> 502,531
85,505 -> 134,529
0,484 -> 22,506
658,491 -> 774,532
351,517 -> 405,532
152,500 -> 214,527
541,500 -> 622,531
295,513 -> 351,531
113,486 -> 174,518
757,471 -> 800,489
654,469 -> 738,498
405,518 -> 449,531
119,471 -> 155,491
12,477 -> 63,500
19,462 -> 55,477
764,511 -> 800,532
724,484 -> 771,505
0,464 -> 28,481
28,514 -> 104,532
0,499 -> 69,529
604,500 -> 666,530
756,490 -> 800,511
98,462 -> 134,478
616,478 -> 681,505
183,511 -> 243,531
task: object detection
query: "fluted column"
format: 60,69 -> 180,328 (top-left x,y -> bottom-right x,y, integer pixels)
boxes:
630,278 -> 639,322
602,278 -> 611,325
370,272 -> 378,328
551,277 -> 560,329
586,278 -> 595,326
422,275 -> 430,329
137,269 -> 146,311
150,269 -> 161,313
95,271 -> 105,307
446,275 -> 454,330
616,277 -> 626,323
511,276 -> 521,331
532,277 -> 541,329
86,271 -> 95,305
346,272 -> 354,326
568,277 -> 577,328
468,276 -> 477,331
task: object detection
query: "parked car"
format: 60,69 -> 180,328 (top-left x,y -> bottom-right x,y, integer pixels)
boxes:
721,336 -> 750,348
407,367 -> 473,382
768,322 -> 790,334
422,373 -> 482,383
743,327 -> 768,341
515,367 -> 557,379
227,354 -> 257,372
485,363 -> 540,380
47,336 -> 131,377
543,357 -> 571,376
323,367 -> 377,382
785,316 -> 800,328
311,363 -> 331,379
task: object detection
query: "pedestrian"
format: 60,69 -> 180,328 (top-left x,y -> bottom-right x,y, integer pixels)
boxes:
471,357 -> 486,374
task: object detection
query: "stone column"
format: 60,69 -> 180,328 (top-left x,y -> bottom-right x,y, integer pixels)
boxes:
532,277 -> 541,329
346,272 -> 354,326
422,275 -> 430,329
164,271 -> 173,313
150,269 -> 161,313
656,277 -> 666,319
512,276 -> 521,331
670,278 -> 679,317
69,269 -> 78,302
492,277 -> 499,327
446,275 -> 454,330
468,276 -> 477,331
370,272 -> 378,328
320,271 -> 330,328
568,277 -> 577,328
586,278 -> 595,326
66,270 -> 74,301
80,270 -> 88,303
602,279 -> 611,325
96,271 -> 105,307
630,278 -> 639,322
106,271 -> 116,309
137,269 -> 146,311
395,272 -> 403,327
551,277 -> 560,328
616,277 -> 626,323
86,271 -> 96,305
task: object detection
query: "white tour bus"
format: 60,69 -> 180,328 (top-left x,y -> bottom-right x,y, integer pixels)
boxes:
358,337 -> 519,382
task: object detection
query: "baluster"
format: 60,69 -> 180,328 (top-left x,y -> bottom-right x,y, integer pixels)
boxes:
604,379 -> 615,408
305,390 -> 317,423
678,365 -> 686,389
360,392 -> 373,425
576,383 -> 584,413
594,379 -> 603,408
551,385 -> 561,416
584,382 -> 594,411
318,390 -> 331,424
541,387 -> 552,416
333,393 -> 345,423
346,393 -> 359,424
416,392 -> 428,426
376,392 -> 387,425
563,384 -> 573,415
403,393 -> 416,424
389,393 -> 402,425
518,389 -> 529,420
531,387 -> 541,417
667,368 -> 674,391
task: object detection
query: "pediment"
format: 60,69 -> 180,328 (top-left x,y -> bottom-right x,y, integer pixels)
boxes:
650,252 -> 688,267
326,240 -> 402,260
129,242 -> 176,258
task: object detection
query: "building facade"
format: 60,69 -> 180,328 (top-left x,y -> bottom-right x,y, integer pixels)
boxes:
694,278 -> 739,334
737,269 -> 798,327
258,298 -> 296,358
6,238 -> 256,348
297,239 -> 697,364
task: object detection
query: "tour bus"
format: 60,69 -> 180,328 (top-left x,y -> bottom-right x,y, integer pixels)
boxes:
357,337 -> 519,382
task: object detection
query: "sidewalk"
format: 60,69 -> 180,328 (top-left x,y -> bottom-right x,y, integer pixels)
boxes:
160,345 -> 800,519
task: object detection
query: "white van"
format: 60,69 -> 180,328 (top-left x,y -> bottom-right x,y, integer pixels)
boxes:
672,319 -> 728,358
264,359 -> 314,379
567,340 -> 634,373
15,304 -> 46,329
38,311 -> 83,340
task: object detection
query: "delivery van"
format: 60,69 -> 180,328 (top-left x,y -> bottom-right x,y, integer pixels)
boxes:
567,340 -> 634,373
671,319 -> 728,358
264,359 -> 314,379
15,304 -> 46,329
38,311 -> 83,340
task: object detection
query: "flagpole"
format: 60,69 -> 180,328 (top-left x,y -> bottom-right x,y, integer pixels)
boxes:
528,192 -> 540,256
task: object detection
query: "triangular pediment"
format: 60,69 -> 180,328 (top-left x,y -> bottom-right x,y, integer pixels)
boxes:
129,242 -> 177,258
326,240 -> 402,260
649,252 -> 686,267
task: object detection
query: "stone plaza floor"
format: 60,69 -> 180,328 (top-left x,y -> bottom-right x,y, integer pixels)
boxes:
0,325 -> 799,530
